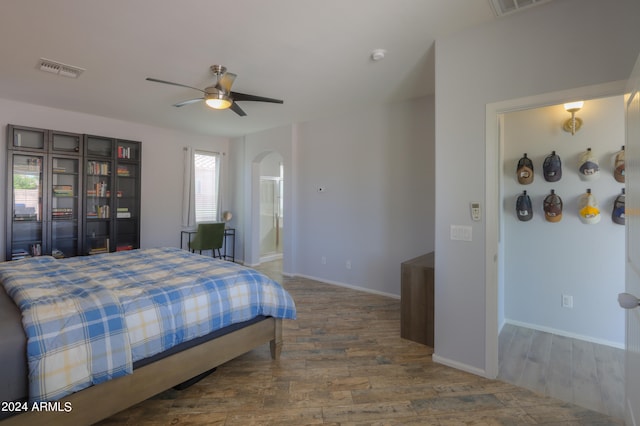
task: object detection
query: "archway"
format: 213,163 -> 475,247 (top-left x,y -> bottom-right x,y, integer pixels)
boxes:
258,152 -> 284,262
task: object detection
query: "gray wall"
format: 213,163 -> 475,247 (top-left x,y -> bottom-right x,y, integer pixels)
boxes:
229,97 -> 435,297
503,96 -> 625,348
434,0 -> 640,373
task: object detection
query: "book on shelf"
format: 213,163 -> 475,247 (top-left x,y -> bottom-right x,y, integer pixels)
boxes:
87,161 -> 110,175
117,146 -> 132,159
11,249 -> 31,260
116,243 -> 134,251
87,205 -> 110,218
92,182 -> 108,196
116,207 -> 131,218
89,238 -> 109,255
53,185 -> 74,196
52,167 -> 67,173
89,247 -> 108,254
29,243 -> 42,256
14,214 -> 38,221
116,166 -> 130,177
52,208 -> 73,219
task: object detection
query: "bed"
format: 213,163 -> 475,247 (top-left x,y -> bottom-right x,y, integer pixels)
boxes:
0,247 -> 296,425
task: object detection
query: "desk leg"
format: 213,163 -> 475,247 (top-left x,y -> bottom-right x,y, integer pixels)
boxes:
223,230 -> 235,262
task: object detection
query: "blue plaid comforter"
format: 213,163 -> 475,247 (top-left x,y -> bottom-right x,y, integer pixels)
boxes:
0,247 -> 296,402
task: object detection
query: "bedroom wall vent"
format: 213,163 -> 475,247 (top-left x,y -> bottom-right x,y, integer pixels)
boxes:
489,0 -> 554,17
37,58 -> 85,78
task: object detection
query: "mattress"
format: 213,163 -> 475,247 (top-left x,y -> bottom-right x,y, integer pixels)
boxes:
0,285 -> 27,405
0,247 -> 295,407
0,277 -> 268,420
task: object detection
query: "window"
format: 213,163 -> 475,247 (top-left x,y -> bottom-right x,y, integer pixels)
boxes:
194,151 -> 220,222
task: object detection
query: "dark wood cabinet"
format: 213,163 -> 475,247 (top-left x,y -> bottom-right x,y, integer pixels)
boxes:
5,124 -> 141,260
6,125 -> 83,260
83,135 -> 141,255
400,252 -> 434,347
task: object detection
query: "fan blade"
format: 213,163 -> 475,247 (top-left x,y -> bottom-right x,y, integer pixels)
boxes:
217,72 -> 237,93
230,102 -> 247,117
173,98 -> 204,107
146,78 -> 205,93
231,91 -> 283,104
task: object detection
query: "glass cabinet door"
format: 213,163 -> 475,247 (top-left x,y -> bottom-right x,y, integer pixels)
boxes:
11,126 -> 46,150
51,131 -> 82,153
10,154 -> 44,259
84,135 -> 114,254
85,158 -> 112,254
115,141 -> 140,251
50,156 -> 80,258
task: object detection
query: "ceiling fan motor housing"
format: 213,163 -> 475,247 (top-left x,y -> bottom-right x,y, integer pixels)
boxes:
210,65 -> 227,76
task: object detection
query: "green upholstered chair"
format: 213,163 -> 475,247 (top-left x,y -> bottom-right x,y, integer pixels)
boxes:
189,223 -> 225,258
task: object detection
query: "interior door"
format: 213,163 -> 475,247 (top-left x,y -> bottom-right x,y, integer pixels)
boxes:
624,52 -> 640,426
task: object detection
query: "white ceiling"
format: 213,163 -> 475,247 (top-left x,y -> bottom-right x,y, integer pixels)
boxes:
0,1 -> 502,137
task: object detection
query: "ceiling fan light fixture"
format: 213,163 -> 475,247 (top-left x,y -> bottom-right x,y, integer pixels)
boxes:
205,90 -> 232,110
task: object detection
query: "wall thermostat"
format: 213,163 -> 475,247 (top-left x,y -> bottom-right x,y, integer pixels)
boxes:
471,202 -> 481,221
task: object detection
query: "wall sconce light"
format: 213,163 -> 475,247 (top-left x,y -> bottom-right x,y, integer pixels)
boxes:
563,101 -> 584,135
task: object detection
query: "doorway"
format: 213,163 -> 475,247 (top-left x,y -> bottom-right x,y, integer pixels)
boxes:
485,81 -> 629,416
259,152 -> 284,262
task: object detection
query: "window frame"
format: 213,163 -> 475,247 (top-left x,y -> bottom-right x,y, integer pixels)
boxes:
193,150 -> 220,223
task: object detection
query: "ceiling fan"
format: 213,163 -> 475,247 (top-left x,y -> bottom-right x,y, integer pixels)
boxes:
146,65 -> 283,117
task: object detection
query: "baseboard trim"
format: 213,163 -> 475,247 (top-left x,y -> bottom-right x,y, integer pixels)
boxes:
627,398 -> 637,426
432,354 -> 488,378
260,253 -> 283,263
294,273 -> 399,299
505,319 -> 624,350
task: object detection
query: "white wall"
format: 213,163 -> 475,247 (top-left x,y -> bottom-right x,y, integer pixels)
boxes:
260,152 -> 282,178
0,98 -> 229,260
231,125 -> 295,271
504,96 -> 625,348
228,97 -> 434,297
434,0 -> 640,374
295,97 -> 434,296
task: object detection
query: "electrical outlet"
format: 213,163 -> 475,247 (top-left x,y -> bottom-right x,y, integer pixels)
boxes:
562,294 -> 573,308
346,260 -> 351,270
321,256 -> 327,265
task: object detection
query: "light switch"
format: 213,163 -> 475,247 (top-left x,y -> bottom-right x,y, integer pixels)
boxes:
450,225 -> 472,241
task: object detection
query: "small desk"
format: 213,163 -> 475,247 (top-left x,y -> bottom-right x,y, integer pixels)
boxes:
180,227 -> 236,262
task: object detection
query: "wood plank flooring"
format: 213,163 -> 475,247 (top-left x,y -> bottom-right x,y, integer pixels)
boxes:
498,323 -> 625,419
97,261 -> 624,425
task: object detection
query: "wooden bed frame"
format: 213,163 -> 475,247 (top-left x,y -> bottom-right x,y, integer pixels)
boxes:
0,317 -> 282,426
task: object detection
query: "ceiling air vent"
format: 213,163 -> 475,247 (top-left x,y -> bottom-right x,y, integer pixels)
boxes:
37,58 -> 85,78
489,0 -> 553,17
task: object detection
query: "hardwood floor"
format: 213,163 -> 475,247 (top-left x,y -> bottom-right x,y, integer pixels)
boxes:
98,260 -> 624,425
498,323 -> 625,420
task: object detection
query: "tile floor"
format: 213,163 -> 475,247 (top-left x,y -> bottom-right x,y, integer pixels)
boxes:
97,260 -> 625,425
498,322 -> 625,419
